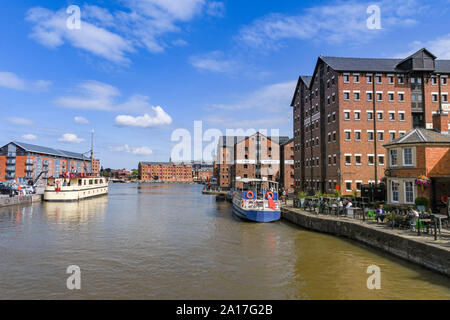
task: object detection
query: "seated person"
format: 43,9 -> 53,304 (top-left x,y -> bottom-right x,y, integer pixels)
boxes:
375,204 -> 386,222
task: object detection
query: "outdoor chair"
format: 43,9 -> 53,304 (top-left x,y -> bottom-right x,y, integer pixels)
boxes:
367,209 -> 376,220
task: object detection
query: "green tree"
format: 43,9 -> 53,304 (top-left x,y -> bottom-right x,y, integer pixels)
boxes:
131,169 -> 139,179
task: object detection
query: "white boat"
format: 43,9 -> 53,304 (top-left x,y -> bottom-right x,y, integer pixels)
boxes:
44,175 -> 108,202
232,178 -> 281,222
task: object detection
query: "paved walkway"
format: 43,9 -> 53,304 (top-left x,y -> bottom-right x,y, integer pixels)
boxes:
281,200 -> 450,252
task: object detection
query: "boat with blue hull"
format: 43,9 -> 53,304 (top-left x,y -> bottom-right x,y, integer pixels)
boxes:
232,178 -> 281,223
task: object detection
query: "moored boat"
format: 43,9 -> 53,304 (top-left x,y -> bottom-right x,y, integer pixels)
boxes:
232,178 -> 281,222
44,174 -> 108,202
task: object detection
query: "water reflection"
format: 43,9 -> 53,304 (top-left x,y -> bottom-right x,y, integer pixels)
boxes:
44,196 -> 108,224
0,184 -> 449,299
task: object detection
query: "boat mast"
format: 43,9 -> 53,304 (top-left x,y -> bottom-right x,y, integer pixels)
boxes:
90,129 -> 94,175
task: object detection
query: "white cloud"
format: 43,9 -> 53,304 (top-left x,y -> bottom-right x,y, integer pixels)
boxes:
0,71 -> 51,91
26,1 -> 223,64
26,7 -> 134,64
236,0 -> 425,50
55,80 -> 171,117
206,2 -> 226,17
22,134 -> 37,140
397,34 -> 450,59
7,117 -> 33,125
110,144 -> 153,156
131,146 -> 153,156
210,80 -> 297,111
74,116 -> 89,124
189,51 -> 240,73
115,106 -> 173,128
58,133 -> 84,144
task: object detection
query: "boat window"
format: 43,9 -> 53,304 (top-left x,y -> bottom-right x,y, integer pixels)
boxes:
78,180 -> 82,186
89,179 -> 93,185
94,179 -> 98,184
84,180 -> 86,185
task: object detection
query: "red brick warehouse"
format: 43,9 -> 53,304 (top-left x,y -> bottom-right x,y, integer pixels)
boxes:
291,49 -> 450,195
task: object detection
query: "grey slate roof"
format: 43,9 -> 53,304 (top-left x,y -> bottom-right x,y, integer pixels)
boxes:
11,141 -> 88,160
383,128 -> 450,147
218,135 -> 290,147
321,56 -> 450,73
300,76 -> 312,87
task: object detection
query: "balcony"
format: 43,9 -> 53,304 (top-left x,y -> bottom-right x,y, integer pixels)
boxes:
6,167 -> 15,172
7,152 -> 16,158
26,166 -> 34,172
26,159 -> 34,165
6,159 -> 16,165
6,173 -> 15,179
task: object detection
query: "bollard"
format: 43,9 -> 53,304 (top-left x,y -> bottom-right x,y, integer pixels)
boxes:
434,219 -> 437,240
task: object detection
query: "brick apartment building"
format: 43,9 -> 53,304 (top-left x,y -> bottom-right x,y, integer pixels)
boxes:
280,138 -> 295,192
138,162 -> 193,182
291,48 -> 450,195
215,133 -> 289,190
0,141 -> 100,184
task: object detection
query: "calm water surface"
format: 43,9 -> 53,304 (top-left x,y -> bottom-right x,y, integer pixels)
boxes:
0,183 -> 449,299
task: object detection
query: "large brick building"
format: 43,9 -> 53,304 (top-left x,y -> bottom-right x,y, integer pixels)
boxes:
280,138 -> 295,193
215,133 -> 289,189
291,48 -> 450,195
138,162 -> 193,182
384,112 -> 450,213
0,141 -> 100,184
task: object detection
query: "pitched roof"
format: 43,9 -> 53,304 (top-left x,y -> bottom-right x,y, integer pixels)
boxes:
218,134 -> 290,147
290,75 -> 312,106
383,128 -> 450,147
10,141 -> 88,160
321,52 -> 450,73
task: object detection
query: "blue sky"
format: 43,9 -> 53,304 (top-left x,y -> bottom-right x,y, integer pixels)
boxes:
1,0 -> 450,169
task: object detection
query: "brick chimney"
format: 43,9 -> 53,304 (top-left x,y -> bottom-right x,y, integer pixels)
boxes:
433,111 -> 449,134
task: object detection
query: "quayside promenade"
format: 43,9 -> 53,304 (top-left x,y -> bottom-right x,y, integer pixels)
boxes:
281,202 -> 450,277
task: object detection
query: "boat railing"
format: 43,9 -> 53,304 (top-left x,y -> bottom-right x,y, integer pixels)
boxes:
241,199 -> 280,210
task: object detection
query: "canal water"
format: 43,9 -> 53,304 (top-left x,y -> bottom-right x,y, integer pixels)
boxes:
0,183 -> 449,300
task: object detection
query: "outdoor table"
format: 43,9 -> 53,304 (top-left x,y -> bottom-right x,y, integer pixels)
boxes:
432,214 -> 448,234
419,219 -> 433,234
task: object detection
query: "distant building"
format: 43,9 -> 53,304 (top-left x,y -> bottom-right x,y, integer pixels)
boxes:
291,48 -> 450,195
0,141 -> 100,184
215,133 -> 290,190
280,138 -> 295,193
110,168 -> 132,181
138,162 -> 193,182
383,112 -> 450,213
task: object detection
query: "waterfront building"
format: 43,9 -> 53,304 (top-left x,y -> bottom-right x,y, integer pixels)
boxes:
0,141 -> 100,184
383,112 -> 450,213
110,168 -> 132,181
291,48 -> 450,195
215,133 -> 290,190
138,161 -> 193,182
280,138 -> 295,193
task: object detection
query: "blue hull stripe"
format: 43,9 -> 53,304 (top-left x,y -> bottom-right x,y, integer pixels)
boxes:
232,204 -> 280,223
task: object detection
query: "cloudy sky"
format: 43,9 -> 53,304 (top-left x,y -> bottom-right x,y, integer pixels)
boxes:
1,0 -> 449,169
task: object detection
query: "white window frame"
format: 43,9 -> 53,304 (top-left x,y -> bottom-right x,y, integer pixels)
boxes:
391,180 -> 400,203
403,147 -> 413,166
404,181 -> 415,204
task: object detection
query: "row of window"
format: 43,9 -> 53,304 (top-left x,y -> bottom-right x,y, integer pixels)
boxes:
343,110 -> 406,121
389,148 -> 413,167
391,181 -> 415,203
343,91 -> 406,102
343,73 -> 448,85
